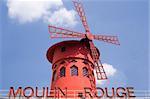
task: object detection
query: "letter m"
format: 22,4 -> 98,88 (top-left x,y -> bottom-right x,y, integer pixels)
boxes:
8,87 -> 23,97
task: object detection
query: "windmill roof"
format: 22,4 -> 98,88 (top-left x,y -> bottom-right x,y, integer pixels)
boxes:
46,40 -> 81,63
46,40 -> 100,63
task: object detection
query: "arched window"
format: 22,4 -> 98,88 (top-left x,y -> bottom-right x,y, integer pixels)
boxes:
83,67 -> 88,77
53,70 -> 57,81
60,67 -> 66,77
71,65 -> 78,76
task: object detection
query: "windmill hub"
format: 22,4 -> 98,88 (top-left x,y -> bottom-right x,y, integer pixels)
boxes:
86,32 -> 94,40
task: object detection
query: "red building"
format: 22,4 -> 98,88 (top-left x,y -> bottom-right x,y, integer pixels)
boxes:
46,0 -> 119,98
47,39 -> 99,98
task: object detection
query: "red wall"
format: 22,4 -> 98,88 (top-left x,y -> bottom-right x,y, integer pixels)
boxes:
47,40 -> 97,98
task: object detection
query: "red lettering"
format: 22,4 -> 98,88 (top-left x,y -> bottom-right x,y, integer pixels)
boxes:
127,87 -> 136,97
116,87 -> 127,97
8,87 -> 23,97
23,87 -> 34,98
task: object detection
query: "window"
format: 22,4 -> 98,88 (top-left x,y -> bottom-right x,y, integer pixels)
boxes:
83,67 -> 88,77
60,67 -> 66,77
71,65 -> 78,76
53,70 -> 57,81
61,46 -> 66,52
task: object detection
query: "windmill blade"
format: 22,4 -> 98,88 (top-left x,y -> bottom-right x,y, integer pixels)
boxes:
93,34 -> 120,45
48,25 -> 86,38
89,41 -> 107,80
89,41 -> 99,62
73,0 -> 90,32
95,60 -> 107,80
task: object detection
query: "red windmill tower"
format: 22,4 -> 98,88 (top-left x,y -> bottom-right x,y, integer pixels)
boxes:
46,0 -> 120,98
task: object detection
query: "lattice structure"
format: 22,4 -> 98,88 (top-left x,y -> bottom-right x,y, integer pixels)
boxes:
89,41 -> 107,80
73,0 -> 90,32
48,25 -> 85,38
48,25 -> 119,45
95,61 -> 107,80
93,35 -> 120,45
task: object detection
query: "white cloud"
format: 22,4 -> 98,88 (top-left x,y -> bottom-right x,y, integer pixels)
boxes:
47,8 -> 77,27
103,63 -> 117,77
95,63 -> 127,87
95,63 -> 117,85
7,0 -> 78,27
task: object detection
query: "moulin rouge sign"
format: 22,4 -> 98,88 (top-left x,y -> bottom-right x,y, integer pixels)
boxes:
8,86 -> 136,98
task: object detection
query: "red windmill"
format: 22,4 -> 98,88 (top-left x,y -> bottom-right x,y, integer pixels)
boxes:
47,0 -> 120,98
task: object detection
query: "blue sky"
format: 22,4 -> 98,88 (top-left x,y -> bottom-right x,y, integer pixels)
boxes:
0,0 -> 149,92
